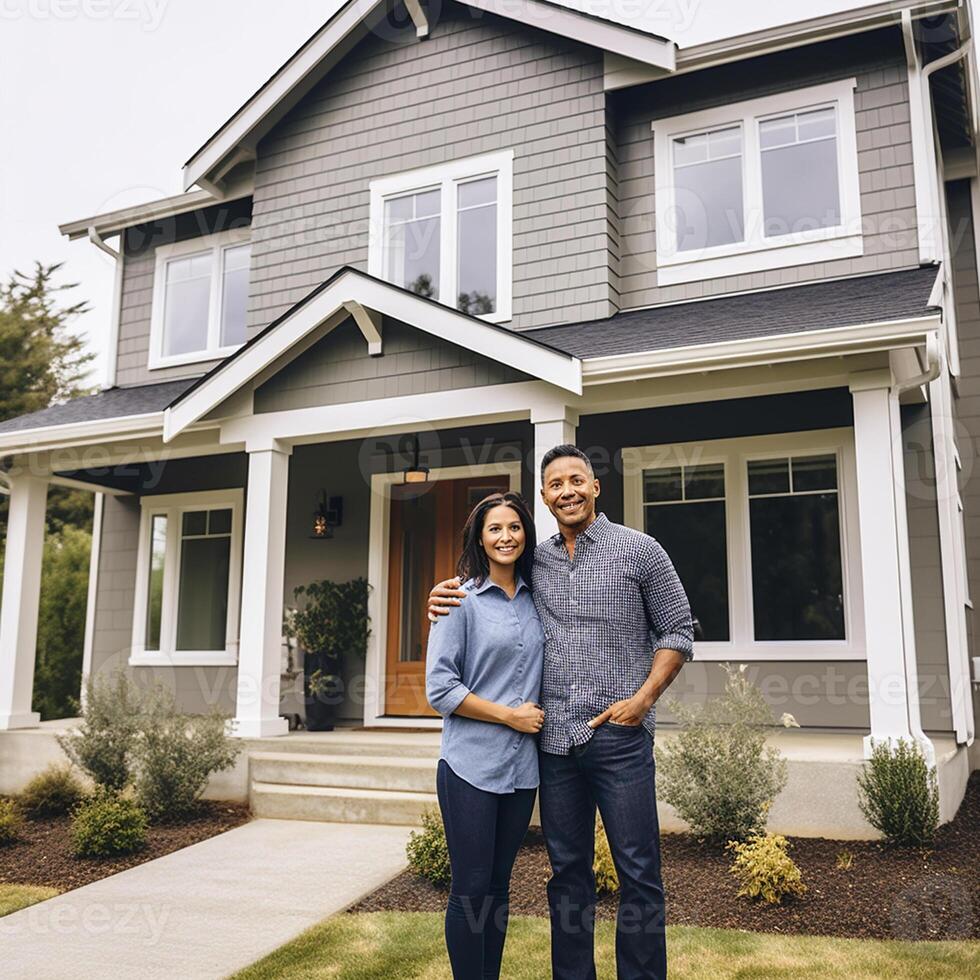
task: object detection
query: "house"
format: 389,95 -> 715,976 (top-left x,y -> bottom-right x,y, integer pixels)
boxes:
0,0 -> 977,836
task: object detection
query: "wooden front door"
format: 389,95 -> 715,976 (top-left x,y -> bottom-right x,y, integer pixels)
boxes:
384,475 -> 510,716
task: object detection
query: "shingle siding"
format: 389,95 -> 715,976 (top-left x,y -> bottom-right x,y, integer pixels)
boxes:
248,4 -> 612,334
614,28 -> 921,310
254,317 -> 530,413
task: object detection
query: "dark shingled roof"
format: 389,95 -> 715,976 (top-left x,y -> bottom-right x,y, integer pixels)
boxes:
523,265 -> 942,359
0,266 -> 941,439
0,379 -> 196,435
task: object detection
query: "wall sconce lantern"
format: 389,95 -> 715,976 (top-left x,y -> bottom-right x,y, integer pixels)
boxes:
403,435 -> 430,484
310,492 -> 343,540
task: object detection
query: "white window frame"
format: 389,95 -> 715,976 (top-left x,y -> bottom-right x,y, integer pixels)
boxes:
130,489 -> 244,667
623,428 -> 865,661
651,78 -> 863,286
368,150 -> 514,323
149,228 -> 251,370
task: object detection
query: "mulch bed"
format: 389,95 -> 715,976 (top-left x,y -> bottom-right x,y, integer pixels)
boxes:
351,771 -> 980,941
0,797 -> 252,893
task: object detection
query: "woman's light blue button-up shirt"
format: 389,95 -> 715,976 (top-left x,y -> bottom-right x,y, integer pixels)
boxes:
425,574 -> 545,794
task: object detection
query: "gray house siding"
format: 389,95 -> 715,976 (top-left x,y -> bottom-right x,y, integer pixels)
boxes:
248,3 -> 613,334
115,199 -> 252,388
254,317 -> 531,414
615,28 -> 921,310
945,179 -> 980,729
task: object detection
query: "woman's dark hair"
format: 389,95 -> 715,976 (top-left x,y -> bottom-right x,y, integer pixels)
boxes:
457,491 -> 536,588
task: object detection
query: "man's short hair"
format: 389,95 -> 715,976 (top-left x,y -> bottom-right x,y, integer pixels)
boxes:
540,444 -> 594,483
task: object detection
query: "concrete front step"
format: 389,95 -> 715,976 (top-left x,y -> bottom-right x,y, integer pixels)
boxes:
250,751 -> 438,793
248,731 -> 442,759
250,780 -> 438,825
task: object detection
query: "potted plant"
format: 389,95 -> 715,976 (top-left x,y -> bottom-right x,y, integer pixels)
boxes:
286,578 -> 370,732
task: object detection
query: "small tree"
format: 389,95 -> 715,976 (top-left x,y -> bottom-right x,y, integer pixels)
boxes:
656,663 -> 787,844
857,737 -> 939,846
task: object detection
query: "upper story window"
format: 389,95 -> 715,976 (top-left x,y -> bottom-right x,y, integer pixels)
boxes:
150,228 -> 251,369
651,78 -> 862,286
623,428 -> 864,661
369,150 -> 513,322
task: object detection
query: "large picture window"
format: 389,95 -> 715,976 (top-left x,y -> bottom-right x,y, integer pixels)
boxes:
624,429 -> 864,660
131,490 -> 243,666
150,229 -> 251,369
369,151 -> 513,322
652,78 -> 862,285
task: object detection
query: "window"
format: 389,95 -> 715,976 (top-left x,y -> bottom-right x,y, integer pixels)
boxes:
369,150 -> 513,322
623,429 -> 864,660
150,229 -> 251,369
131,490 -> 243,666
651,78 -> 862,285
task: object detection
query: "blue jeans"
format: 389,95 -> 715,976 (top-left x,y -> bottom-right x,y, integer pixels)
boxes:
436,759 -> 537,979
539,723 -> 666,980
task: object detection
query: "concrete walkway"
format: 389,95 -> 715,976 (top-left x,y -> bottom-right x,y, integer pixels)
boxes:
0,818 -> 412,979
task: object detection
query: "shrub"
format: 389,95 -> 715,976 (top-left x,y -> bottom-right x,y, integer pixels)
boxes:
69,789 -> 148,858
131,685 -> 242,823
857,737 -> 939,846
0,798 -> 25,845
594,815 -> 619,895
407,807 -> 451,886
656,663 -> 788,844
18,764 -> 87,818
56,669 -> 142,791
727,832 -> 807,905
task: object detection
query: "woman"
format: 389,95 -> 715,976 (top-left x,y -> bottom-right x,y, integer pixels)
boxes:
425,490 -> 545,980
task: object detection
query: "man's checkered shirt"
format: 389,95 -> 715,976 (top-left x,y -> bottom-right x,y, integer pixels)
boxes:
531,512 -> 695,755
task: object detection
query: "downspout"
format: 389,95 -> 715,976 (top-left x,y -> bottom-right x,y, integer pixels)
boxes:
891,333 -> 943,764
87,225 -> 124,389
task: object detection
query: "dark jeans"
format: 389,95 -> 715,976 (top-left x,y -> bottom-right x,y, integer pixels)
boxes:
435,759 -> 537,979
539,722 -> 666,980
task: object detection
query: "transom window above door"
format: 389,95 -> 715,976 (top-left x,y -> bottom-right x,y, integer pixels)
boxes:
651,77 -> 862,285
369,150 -> 513,323
623,429 -> 864,661
149,228 -> 251,369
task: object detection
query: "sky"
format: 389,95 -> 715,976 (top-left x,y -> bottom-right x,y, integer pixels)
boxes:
0,0 -> 888,389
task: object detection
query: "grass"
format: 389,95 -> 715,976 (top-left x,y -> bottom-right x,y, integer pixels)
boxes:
229,911 -> 980,980
0,883 -> 61,917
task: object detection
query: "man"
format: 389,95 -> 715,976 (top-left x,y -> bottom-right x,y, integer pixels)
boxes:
428,445 -> 694,980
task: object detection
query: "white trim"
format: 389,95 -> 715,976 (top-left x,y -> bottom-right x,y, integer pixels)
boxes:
164,268 -> 582,441
651,78 -> 863,285
105,240 -> 124,389
623,428 -> 865,662
364,460 -> 522,728
80,492 -> 104,708
368,150 -> 514,324
148,228 -> 251,371
129,488 -> 244,668
181,0 -> 674,192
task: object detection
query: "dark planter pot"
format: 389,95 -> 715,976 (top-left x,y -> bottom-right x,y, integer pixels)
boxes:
303,650 -> 344,732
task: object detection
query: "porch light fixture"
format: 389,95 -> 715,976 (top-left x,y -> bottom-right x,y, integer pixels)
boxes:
310,492 -> 343,540
403,435 -> 430,484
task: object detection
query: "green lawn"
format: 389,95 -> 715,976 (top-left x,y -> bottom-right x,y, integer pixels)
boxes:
229,911 -> 980,980
0,883 -> 61,917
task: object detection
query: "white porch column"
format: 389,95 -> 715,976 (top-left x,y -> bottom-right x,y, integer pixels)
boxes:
0,474 -> 48,730
531,405 -> 579,540
232,442 -> 291,738
849,371 -> 934,764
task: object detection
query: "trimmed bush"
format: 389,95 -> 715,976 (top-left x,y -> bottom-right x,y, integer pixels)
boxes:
69,789 -> 148,858
407,807 -> 451,886
727,832 -> 807,905
56,669 -> 142,791
857,737 -> 939,846
594,815 -> 619,895
18,764 -> 87,818
0,798 -> 25,845
656,662 -> 787,844
131,685 -> 241,823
